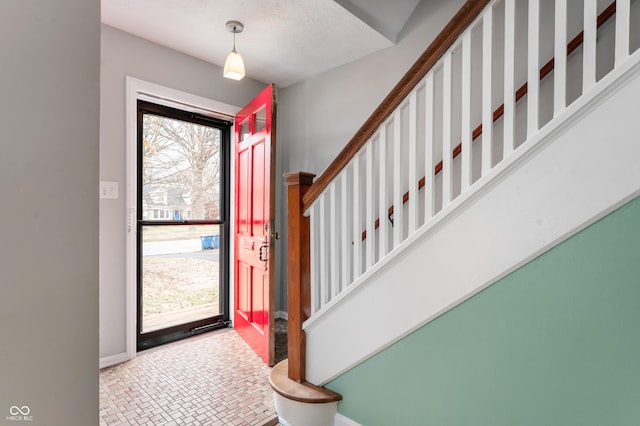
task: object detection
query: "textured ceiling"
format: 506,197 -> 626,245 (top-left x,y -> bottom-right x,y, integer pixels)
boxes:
101,0 -> 420,87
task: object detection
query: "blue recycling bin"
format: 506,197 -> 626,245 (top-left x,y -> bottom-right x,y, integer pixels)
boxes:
200,235 -> 213,250
200,235 -> 220,250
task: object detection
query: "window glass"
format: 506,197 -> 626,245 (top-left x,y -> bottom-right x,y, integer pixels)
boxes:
142,114 -> 222,221
255,107 -> 266,132
240,120 -> 250,141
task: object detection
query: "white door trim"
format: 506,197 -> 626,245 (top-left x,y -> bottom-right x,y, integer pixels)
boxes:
124,77 -> 240,361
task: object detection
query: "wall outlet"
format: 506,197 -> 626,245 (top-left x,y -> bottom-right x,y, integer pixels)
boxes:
100,181 -> 119,199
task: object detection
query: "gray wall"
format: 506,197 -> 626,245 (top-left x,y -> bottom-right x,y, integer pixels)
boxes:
0,1 -> 100,425
99,25 -> 267,359
275,0 -> 465,313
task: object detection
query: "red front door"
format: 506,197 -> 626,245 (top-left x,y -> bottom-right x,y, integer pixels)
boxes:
234,85 -> 276,365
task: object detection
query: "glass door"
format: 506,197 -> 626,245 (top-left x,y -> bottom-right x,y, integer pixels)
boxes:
137,100 -> 231,351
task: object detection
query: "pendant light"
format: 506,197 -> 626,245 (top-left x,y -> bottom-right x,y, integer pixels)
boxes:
224,20 -> 245,80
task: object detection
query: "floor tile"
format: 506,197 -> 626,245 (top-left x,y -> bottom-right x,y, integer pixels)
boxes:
100,328 -> 278,425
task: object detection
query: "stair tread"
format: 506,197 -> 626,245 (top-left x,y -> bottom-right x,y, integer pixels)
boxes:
269,359 -> 342,404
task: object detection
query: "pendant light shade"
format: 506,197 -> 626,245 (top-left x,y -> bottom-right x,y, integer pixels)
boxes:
224,50 -> 245,80
224,21 -> 245,80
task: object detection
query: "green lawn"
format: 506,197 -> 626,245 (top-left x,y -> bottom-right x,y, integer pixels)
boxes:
142,256 -> 219,316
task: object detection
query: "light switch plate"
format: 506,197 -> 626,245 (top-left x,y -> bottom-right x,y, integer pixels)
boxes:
100,181 -> 119,199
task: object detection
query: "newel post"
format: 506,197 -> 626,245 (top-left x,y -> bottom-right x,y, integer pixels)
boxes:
284,171 -> 315,382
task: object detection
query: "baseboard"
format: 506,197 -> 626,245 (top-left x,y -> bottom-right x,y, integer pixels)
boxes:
99,352 -> 130,369
275,311 -> 288,320
334,413 -> 362,426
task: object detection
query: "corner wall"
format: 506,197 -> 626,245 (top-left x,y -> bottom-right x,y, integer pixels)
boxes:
0,1 -> 100,423
329,195 -> 640,426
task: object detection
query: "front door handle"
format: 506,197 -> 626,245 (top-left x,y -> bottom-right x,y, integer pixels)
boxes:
258,240 -> 269,262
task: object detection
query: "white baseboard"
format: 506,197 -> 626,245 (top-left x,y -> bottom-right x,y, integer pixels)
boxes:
99,352 -> 130,369
275,311 -> 288,320
334,413 -> 362,426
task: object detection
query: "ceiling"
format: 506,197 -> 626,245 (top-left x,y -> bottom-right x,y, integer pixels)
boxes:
101,0 -> 421,87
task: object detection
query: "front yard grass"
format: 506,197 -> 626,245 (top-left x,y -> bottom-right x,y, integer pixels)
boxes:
142,255 -> 219,316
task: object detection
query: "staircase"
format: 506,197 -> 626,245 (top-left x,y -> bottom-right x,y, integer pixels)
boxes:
274,1 -> 640,424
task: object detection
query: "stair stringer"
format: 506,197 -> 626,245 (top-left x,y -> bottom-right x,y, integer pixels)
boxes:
304,50 -> 640,386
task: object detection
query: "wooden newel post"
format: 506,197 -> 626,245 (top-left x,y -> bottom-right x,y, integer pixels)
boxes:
284,171 -> 315,383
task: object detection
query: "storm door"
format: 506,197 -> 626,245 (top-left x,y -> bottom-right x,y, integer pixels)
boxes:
136,100 -> 231,351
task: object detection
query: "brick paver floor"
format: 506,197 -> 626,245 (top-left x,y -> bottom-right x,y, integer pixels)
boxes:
100,328 -> 278,425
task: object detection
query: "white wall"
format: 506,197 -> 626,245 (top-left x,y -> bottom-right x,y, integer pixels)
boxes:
100,24 -> 267,360
0,1 -> 100,424
276,0 -> 466,312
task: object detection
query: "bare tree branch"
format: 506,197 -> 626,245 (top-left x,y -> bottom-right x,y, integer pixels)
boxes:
142,114 -> 222,220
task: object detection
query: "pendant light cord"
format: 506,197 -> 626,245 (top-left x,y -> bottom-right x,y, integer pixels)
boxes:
233,26 -> 237,52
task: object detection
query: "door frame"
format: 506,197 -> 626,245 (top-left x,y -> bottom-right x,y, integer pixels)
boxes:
124,77 -> 240,360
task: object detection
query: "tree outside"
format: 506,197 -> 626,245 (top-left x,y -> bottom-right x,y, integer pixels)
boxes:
142,113 -> 222,221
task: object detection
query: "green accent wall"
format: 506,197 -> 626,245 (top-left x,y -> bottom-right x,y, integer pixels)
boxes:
328,196 -> 640,426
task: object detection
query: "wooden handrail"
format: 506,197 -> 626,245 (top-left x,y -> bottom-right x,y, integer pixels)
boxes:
302,0 -> 491,212
360,1 -> 617,241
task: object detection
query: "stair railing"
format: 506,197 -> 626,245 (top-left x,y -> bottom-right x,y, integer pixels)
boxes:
285,0 -> 634,382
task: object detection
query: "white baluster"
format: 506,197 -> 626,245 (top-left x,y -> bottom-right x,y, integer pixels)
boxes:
319,192 -> 328,308
527,0 -> 540,138
482,5 -> 494,176
378,129 -> 389,259
341,167 -> 350,291
503,0 -> 516,157
365,141 -> 375,268
393,110 -> 403,246
310,204 -> 318,313
461,30 -> 472,191
424,73 -> 435,219
408,91 -> 419,233
583,0 -> 597,92
353,155 -> 362,279
442,52 -> 453,207
554,0 -> 567,117
329,182 -> 339,300
616,0 -> 631,67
